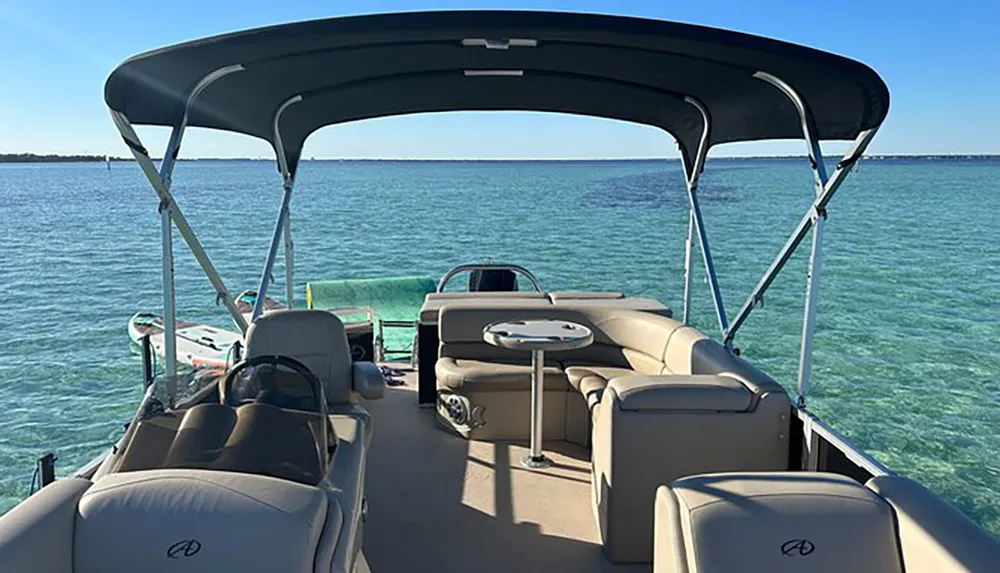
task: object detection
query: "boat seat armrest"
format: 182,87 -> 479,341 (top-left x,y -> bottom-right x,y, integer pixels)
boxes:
607,375 -> 752,412
866,475 -> 1000,573
0,478 -> 91,573
352,361 -> 385,400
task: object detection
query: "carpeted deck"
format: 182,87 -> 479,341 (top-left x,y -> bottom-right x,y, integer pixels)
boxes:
362,368 -> 647,572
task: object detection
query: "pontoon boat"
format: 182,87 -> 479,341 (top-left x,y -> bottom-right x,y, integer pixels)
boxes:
2,10 -> 997,573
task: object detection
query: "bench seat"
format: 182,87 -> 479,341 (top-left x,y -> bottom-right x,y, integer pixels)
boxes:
435,358 -> 570,392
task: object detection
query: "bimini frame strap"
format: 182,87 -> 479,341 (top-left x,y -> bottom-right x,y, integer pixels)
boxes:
680,96 -> 730,340
109,64 -> 250,340
722,71 -> 879,406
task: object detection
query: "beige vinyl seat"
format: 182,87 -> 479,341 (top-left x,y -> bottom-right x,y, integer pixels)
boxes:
0,310 -> 383,573
433,304 -> 792,563
0,469 -> 345,573
655,471 -> 1000,573
245,309 -> 386,407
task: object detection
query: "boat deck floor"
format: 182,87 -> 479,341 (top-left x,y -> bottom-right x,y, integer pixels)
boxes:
363,367 -> 647,573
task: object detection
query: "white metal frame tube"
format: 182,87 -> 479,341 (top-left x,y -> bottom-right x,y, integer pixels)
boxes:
723,127 -> 877,348
156,123 -> 187,380
159,199 -> 178,379
749,72 -> 841,407
250,95 -> 302,322
251,179 -> 295,321
681,96 -> 729,338
283,213 -> 295,309
682,210 -> 694,324
108,64 -> 249,335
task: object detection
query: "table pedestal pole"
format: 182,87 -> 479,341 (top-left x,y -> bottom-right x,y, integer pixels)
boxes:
522,349 -> 551,469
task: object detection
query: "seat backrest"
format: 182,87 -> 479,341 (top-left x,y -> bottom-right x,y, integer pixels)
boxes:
419,292 -> 550,324
74,469 -> 335,573
663,325 -> 786,396
656,472 -> 904,573
246,310 -> 353,405
437,305 -> 685,373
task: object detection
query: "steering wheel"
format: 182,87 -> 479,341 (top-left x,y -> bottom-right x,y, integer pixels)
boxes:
221,355 -> 324,411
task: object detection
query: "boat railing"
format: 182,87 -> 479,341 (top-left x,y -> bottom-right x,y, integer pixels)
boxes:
436,263 -> 543,293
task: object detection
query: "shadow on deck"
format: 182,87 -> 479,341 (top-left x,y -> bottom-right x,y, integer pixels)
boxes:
363,377 -> 646,573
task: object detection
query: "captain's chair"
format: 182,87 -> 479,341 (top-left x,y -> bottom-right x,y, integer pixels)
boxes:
245,310 -> 386,405
0,311 -> 385,573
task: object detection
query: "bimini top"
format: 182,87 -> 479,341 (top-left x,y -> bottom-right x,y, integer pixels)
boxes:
104,10 -> 889,175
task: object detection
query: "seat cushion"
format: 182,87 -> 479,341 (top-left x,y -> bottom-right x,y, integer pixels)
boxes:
609,375 -> 752,412
435,358 -> 569,391
564,364 -> 638,390
656,472 -> 903,573
548,291 -> 624,302
75,469 -> 335,573
564,364 -> 637,409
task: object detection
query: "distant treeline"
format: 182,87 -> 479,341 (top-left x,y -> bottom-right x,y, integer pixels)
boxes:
0,153 -> 128,163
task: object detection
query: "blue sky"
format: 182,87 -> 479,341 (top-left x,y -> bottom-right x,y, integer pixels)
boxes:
1,0 -> 998,159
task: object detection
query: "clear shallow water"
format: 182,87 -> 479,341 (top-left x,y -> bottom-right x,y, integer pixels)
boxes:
0,158 -> 997,534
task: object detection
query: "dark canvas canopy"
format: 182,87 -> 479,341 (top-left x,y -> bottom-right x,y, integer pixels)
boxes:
104,10 -> 889,174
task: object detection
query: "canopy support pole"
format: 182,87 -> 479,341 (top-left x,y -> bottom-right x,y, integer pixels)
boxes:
682,211 -> 694,325
108,64 -> 249,336
722,71 -> 878,406
681,96 -> 729,340
283,212 -> 295,309
251,95 -> 303,322
158,132 -> 179,379
723,127 -> 876,349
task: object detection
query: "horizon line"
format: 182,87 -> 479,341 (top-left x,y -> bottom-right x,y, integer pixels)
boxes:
3,152 -> 1000,163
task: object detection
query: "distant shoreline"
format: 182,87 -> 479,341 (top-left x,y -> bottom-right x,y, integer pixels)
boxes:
2,153 -> 999,164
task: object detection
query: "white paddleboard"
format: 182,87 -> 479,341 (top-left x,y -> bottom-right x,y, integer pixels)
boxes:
128,312 -> 242,369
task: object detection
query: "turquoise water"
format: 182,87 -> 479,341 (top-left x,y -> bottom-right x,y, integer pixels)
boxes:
1,158 -> 997,534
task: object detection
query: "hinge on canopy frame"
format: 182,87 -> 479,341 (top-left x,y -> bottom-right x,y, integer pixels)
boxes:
810,205 -> 828,222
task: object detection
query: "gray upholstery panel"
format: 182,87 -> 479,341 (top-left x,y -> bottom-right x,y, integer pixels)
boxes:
563,365 -> 637,391
658,472 -> 904,573
351,361 -> 386,400
608,375 -> 753,412
320,414 -> 369,573
162,404 -> 237,469
437,389 -> 569,440
214,403 -> 324,485
75,469 -> 329,573
867,475 -> 1000,573
246,310 -> 354,405
0,478 -> 92,573
438,305 -> 683,362
426,292 -> 549,301
116,416 -> 180,472
436,358 -> 570,391
420,295 -> 551,324
547,291 -> 624,301
554,297 -> 672,317
594,389 -> 791,563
